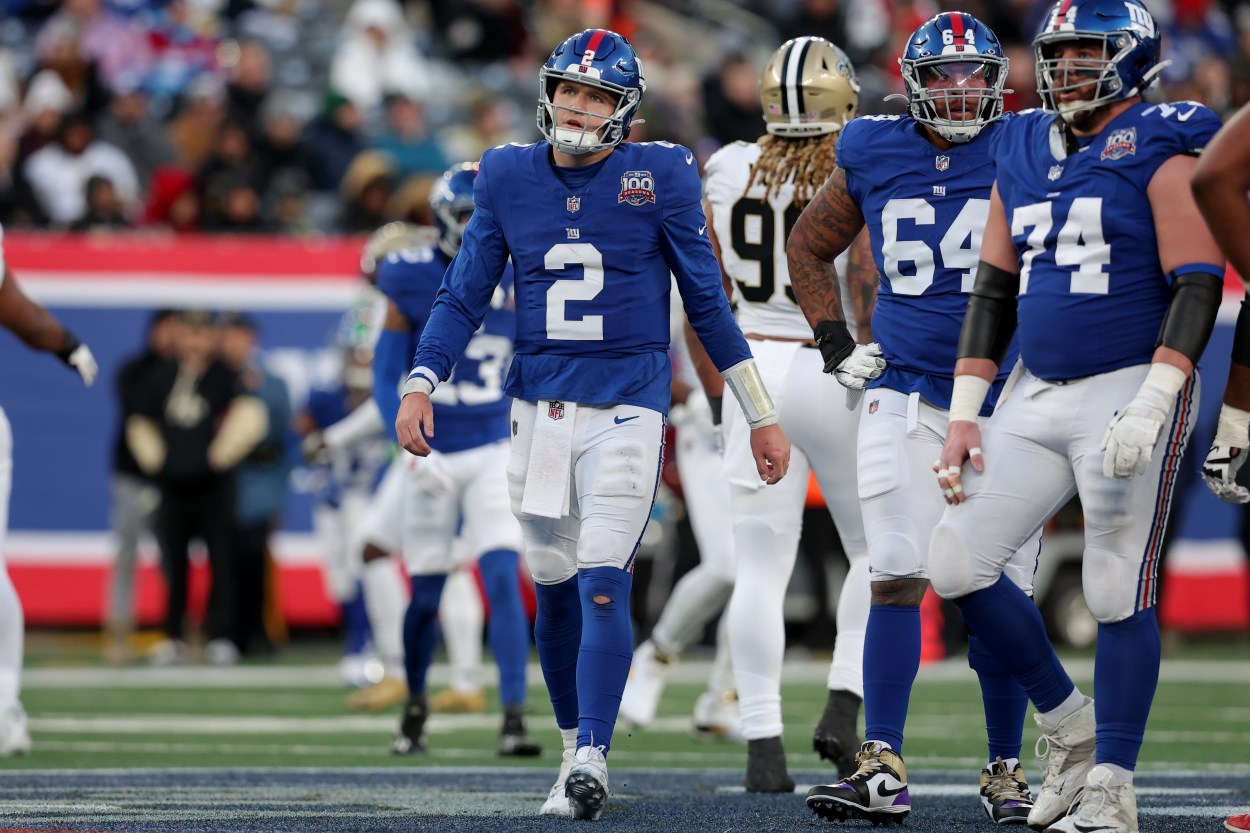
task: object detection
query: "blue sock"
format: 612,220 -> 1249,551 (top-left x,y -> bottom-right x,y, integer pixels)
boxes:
968,632 -> 1028,762
403,574 -> 447,696
478,549 -> 529,708
1094,609 -> 1159,770
534,576 -> 581,730
576,566 -> 634,752
863,604 -> 920,753
953,574 -> 1074,712
341,581 -> 371,656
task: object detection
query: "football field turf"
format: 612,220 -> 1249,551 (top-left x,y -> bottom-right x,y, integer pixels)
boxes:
2,649 -> 1248,831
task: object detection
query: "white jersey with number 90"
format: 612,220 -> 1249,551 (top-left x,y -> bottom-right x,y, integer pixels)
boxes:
703,141 -> 853,339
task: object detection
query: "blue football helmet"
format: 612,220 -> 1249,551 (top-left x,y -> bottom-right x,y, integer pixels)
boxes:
538,28 -> 646,155
897,12 -> 1009,143
1033,0 -> 1164,123
430,162 -> 478,259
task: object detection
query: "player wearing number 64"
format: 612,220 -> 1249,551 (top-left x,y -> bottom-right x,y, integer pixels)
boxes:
393,27 -> 791,823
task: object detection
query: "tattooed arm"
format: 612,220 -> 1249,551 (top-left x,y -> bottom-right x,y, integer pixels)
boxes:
846,227 -> 877,343
786,166 -> 866,332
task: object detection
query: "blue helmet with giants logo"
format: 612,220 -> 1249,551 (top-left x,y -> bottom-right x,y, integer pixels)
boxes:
537,28 -> 646,155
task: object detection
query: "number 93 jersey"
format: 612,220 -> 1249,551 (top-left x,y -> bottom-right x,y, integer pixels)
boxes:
995,103 -> 1222,381
838,114 -> 1015,410
703,141 -> 855,338
377,245 -> 515,454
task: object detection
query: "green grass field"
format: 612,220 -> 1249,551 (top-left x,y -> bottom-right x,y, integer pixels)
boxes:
7,635 -> 1250,777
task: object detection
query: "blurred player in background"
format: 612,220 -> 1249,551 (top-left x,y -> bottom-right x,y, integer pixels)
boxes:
703,37 -> 872,793
789,14 -> 1038,825
394,28 -> 791,821
929,2 -> 1224,831
0,223 -> 98,754
372,162 -> 540,758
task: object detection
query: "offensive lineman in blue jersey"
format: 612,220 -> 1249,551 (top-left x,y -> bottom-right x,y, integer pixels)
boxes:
788,13 -> 1037,826
394,29 -> 791,821
930,1 -> 1225,831
372,163 -> 540,759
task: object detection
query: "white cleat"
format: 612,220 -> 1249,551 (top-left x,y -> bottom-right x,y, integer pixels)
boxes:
1044,765 -> 1138,833
1029,697 -> 1097,829
539,747 -> 575,817
618,641 -> 673,729
691,690 -> 743,741
566,745 -> 609,820
0,703 -> 31,757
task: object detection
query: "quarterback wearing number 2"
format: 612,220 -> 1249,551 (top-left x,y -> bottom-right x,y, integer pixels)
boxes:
393,28 -> 790,823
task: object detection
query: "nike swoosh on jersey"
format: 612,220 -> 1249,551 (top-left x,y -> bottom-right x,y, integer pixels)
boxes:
697,224 -> 706,236
1178,106 -> 1199,121
685,153 -> 694,165
614,415 -> 640,424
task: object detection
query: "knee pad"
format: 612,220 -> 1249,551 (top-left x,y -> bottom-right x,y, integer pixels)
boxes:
928,520 -> 976,599
1081,546 -> 1137,623
525,543 -> 577,585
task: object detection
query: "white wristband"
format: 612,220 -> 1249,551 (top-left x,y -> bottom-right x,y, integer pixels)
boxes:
1137,362 -> 1187,408
402,366 -> 437,397
1215,403 -> 1250,447
948,375 -> 992,423
721,358 -> 778,429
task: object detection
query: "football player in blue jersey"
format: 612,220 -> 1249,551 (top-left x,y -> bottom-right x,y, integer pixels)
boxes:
787,13 -> 1039,826
394,28 -> 791,821
372,162 -> 540,759
929,1 -> 1225,831
1193,104 -> 1250,505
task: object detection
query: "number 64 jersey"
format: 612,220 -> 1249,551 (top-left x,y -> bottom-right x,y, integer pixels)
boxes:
413,140 -> 750,415
995,103 -> 1222,381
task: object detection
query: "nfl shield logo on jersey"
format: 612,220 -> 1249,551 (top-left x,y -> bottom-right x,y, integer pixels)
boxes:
1048,164 -> 1064,181
566,196 -> 581,213
869,399 -> 879,415
619,171 -> 656,206
935,155 -> 950,171
548,401 -> 565,421
1101,127 -> 1138,161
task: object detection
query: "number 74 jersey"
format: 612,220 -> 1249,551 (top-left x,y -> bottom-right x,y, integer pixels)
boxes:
995,103 -> 1221,381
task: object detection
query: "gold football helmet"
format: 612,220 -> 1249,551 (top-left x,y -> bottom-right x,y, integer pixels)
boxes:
760,37 -> 860,137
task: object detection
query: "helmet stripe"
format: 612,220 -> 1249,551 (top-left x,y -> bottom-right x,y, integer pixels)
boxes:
1055,0 -> 1075,28
950,12 -> 967,51
583,29 -> 606,63
783,37 -> 814,125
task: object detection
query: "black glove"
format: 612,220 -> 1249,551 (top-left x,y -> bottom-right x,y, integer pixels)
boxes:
814,320 -> 856,375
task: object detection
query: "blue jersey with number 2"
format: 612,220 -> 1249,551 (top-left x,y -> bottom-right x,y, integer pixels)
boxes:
410,140 -> 750,415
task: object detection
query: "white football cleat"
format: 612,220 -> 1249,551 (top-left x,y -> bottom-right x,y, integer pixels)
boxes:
618,640 -> 673,729
1029,697 -> 1097,829
566,745 -> 610,820
0,703 -> 31,757
1044,765 -> 1138,833
691,690 -> 743,741
539,747 -> 575,817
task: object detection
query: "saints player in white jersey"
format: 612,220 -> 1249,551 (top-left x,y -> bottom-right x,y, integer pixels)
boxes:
706,37 -> 874,791
0,224 -> 98,754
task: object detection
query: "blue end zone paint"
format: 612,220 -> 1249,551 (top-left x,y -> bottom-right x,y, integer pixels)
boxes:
0,768 -> 1242,832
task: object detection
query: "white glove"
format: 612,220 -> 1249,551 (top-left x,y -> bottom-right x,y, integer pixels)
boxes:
1201,404 -> 1250,504
67,343 -> 98,387
1100,364 -> 1186,479
300,431 -> 329,465
835,342 -> 886,390
670,388 -> 713,432
413,451 -> 453,497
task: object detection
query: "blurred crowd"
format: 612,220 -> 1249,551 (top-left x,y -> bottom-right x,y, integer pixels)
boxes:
1,0 -> 1247,235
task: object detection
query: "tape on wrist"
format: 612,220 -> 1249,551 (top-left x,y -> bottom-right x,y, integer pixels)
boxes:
948,375 -> 991,423
1215,403 -> 1250,447
402,367 -> 437,397
721,358 -> 778,429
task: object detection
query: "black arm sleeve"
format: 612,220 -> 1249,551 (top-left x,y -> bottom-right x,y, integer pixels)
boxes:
1156,270 -> 1223,364
957,261 -> 1020,366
